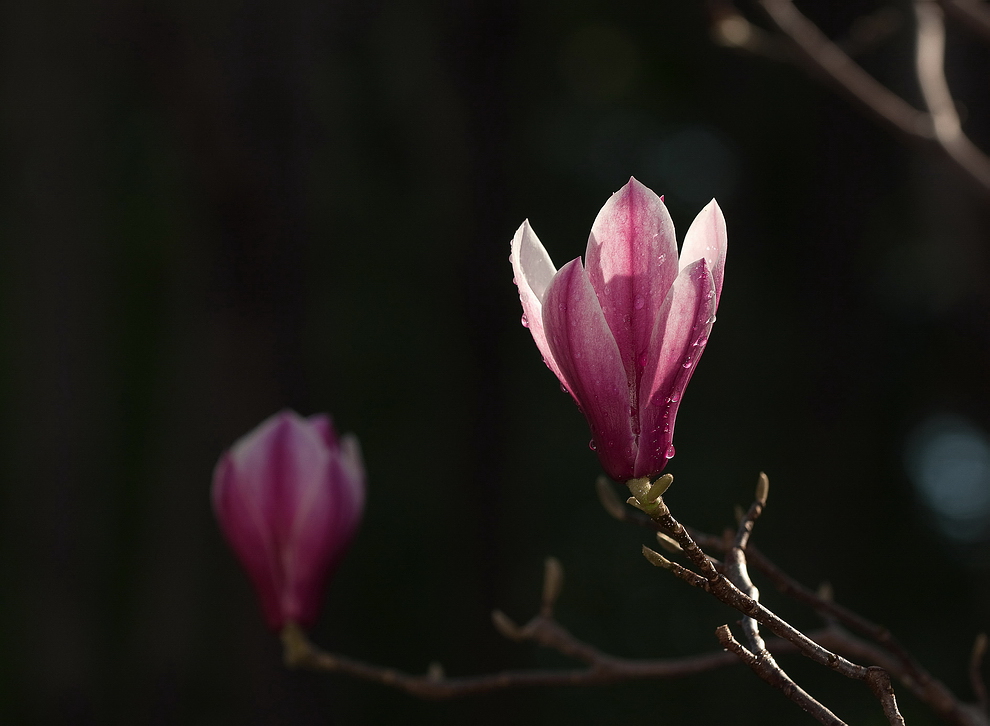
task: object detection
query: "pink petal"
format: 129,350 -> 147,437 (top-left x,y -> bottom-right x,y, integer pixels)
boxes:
634,259 -> 716,478
585,178 -> 678,392
679,199 -> 727,307
307,413 -> 338,448
543,257 -> 637,481
510,221 -> 572,393
212,452 -> 284,628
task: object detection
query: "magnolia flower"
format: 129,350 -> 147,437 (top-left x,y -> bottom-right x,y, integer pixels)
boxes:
212,410 -> 365,630
510,178 -> 726,482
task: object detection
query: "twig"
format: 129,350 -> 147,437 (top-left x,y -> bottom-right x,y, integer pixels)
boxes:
939,0 -> 990,43
757,0 -> 933,139
718,475 -> 850,726
915,0 -> 990,190
725,472 -> 768,653
601,476 -> 986,726
746,0 -> 990,198
717,625 -> 847,726
628,475 -> 905,726
279,554 -> 835,699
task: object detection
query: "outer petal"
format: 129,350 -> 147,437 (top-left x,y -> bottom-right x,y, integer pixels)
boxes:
281,424 -> 364,628
510,221 -> 573,393
229,412 -> 331,547
212,451 -> 284,628
634,259 -> 716,478
679,199 -> 727,306
307,413 -> 337,448
543,257 -> 637,481
585,178 -> 678,391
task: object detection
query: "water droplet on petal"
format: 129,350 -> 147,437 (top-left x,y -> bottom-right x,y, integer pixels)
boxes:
669,393 -> 679,403
636,351 -> 648,368
520,314 -> 529,328
682,359 -> 693,368
589,439 -> 598,451
665,444 -> 676,459
634,295 -> 645,310
560,382 -> 569,393
658,253 -> 667,264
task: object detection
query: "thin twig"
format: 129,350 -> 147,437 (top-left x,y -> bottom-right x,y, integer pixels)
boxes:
725,473 -> 768,653
279,555 -> 837,699
718,475 -> 849,726
627,477 -> 905,726
915,0 -> 990,190
752,0 -> 990,198
600,477 -> 986,726
939,0 -> 990,43
717,625 -> 847,726
758,0 -> 933,138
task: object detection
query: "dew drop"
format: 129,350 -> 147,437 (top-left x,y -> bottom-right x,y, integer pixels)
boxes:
560,382 -> 569,393
636,351 -> 648,368
634,295 -> 645,310
665,444 -> 676,459
669,393 -> 679,403
682,359 -> 693,368
520,313 -> 529,328
589,439 -> 598,451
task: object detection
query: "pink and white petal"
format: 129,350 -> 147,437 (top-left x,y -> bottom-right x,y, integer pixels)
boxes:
679,199 -> 727,306
510,221 -> 571,391
585,178 -> 679,389
543,258 -> 637,481
634,259 -> 716,478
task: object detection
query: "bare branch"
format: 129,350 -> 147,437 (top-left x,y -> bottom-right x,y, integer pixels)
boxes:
746,0 -> 990,198
717,625 -> 848,726
758,0 -> 933,139
915,0 -> 990,189
598,476 -> 985,726
939,0 -> 990,43
278,567 -> 841,700
624,476 -> 905,726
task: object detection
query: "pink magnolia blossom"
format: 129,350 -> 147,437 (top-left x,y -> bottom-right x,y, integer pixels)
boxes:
510,178 -> 726,482
212,410 -> 365,630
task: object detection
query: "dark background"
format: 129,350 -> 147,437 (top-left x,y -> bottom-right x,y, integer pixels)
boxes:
1,0 -> 989,724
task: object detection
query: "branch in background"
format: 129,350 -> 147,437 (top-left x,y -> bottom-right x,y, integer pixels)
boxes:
939,0 -> 990,43
708,0 -> 990,199
280,556 -> 836,699
915,0 -> 990,190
